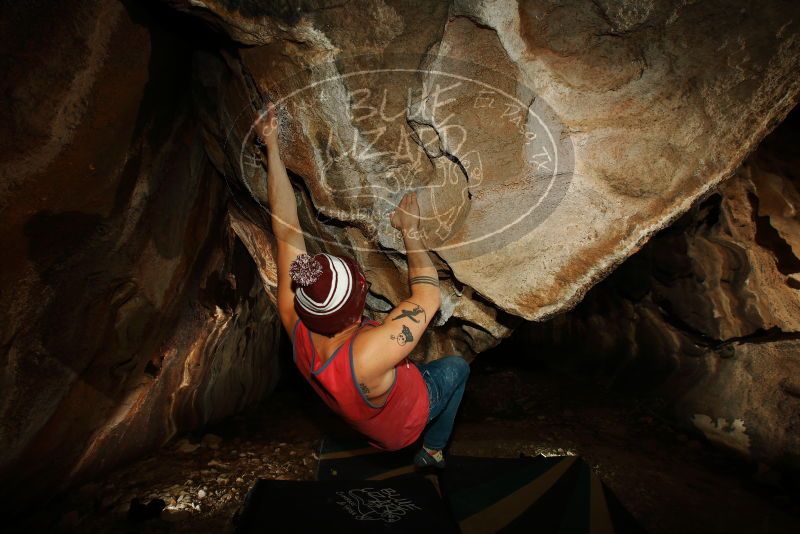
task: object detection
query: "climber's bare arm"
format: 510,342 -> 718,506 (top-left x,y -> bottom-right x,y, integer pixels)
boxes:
254,102 -> 305,334
354,193 -> 441,379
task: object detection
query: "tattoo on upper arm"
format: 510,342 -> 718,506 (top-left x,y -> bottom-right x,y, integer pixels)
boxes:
359,382 -> 370,394
410,275 -> 439,287
392,303 -> 425,323
390,325 -> 414,346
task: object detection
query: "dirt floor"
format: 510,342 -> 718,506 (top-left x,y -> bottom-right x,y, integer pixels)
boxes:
17,354 -> 800,533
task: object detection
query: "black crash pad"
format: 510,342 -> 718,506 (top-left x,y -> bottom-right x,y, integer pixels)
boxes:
235,477 -> 458,533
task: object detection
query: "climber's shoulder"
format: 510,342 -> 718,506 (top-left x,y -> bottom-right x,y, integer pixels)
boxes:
352,299 -> 435,377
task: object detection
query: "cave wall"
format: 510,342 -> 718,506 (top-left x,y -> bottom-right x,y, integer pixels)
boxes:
518,112 -> 800,467
0,0 -> 280,509
2,0 -> 800,511
166,0 -> 800,361
169,0 -> 800,469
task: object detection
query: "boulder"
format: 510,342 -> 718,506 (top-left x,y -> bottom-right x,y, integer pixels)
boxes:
2,0 -> 800,511
169,0 -> 800,359
518,114 -> 800,466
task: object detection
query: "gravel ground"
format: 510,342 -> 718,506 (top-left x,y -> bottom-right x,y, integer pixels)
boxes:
17,356 -> 800,533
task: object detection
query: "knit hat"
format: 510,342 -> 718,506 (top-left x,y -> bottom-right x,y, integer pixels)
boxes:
290,253 -> 369,336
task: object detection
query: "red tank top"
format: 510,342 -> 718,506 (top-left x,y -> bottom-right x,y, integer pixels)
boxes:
291,316 -> 430,451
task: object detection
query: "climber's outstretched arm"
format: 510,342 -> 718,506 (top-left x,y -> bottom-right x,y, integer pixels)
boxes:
354,193 -> 441,378
254,102 -> 305,334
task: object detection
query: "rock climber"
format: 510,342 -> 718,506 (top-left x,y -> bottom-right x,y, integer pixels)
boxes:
252,102 -> 470,468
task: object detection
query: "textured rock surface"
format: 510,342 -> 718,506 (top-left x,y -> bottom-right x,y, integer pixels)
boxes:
0,0 -> 280,509
517,112 -> 800,466
168,0 -> 800,360
3,0 -> 800,512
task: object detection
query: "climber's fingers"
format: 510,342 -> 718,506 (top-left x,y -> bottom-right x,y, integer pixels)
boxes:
403,191 -> 419,218
254,102 -> 279,145
266,102 -> 278,126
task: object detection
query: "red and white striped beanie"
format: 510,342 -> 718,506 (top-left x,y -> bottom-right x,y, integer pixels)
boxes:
290,253 -> 368,336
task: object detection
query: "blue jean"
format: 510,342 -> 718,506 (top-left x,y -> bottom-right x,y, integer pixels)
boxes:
418,356 -> 470,450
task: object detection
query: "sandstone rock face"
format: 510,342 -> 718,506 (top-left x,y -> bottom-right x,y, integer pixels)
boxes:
168,0 -> 800,361
517,113 -> 800,467
0,0 -> 280,508
2,0 -> 800,511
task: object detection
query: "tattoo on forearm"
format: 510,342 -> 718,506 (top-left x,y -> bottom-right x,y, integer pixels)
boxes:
410,275 -> 439,287
392,303 -> 425,323
390,325 -> 414,346
359,382 -> 370,394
